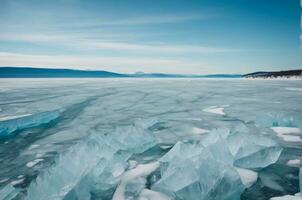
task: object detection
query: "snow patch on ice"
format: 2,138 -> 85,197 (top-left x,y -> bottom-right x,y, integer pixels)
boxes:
112,162 -> 159,200
235,167 -> 258,187
272,127 -> 301,135
0,178 -> 9,183
287,159 -> 301,167
11,178 -> 24,186
191,127 -> 209,135
270,194 -> 302,200
271,127 -> 302,142
203,105 -> 229,115
159,145 -> 172,150
26,159 -> 43,168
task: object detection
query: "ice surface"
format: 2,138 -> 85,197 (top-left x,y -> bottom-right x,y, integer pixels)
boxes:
138,189 -> 172,200
0,78 -> 301,200
285,88 -> 302,91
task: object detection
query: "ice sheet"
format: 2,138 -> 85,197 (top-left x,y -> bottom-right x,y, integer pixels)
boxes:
0,79 -> 301,200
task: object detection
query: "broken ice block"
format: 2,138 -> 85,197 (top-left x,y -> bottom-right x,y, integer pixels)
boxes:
226,130 -> 282,169
0,110 -> 60,138
153,141 -> 245,200
0,184 -> 19,200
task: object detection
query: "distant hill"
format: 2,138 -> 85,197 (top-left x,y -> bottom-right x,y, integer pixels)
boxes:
0,67 -> 242,78
243,70 -> 302,78
132,72 -> 192,78
131,72 -> 242,78
0,67 -> 128,78
197,74 -> 242,78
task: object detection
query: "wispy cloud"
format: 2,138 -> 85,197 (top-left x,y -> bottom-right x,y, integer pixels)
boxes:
87,14 -> 213,26
88,41 -> 240,53
0,52 -> 208,74
0,33 -> 241,54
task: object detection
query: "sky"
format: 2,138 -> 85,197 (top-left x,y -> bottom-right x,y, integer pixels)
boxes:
0,0 -> 301,74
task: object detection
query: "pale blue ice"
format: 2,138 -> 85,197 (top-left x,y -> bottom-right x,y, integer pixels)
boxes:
0,78 -> 301,200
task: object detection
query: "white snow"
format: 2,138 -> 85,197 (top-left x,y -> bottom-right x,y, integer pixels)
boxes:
271,127 -> 302,142
271,127 -> 301,135
203,106 -> 225,115
0,114 -> 31,122
26,159 -> 44,168
112,161 -> 160,200
270,194 -> 302,200
138,189 -> 171,200
11,179 -> 24,186
203,105 -> 229,115
0,178 -> 9,183
191,127 -> 209,135
287,159 -> 301,167
235,167 -> 258,187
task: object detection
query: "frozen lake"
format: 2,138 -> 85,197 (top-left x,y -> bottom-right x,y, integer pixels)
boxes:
0,78 -> 302,200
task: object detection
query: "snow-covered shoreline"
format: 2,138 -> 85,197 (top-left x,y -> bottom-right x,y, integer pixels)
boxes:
244,76 -> 302,80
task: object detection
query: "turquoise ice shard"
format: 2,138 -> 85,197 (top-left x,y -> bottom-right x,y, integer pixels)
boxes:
201,129 -> 234,165
100,122 -> 157,154
228,131 -> 282,169
25,135 -> 117,200
152,141 -> 245,200
0,110 -> 60,138
207,127 -> 282,169
25,122 -> 158,200
0,184 -> 19,200
235,167 -> 258,188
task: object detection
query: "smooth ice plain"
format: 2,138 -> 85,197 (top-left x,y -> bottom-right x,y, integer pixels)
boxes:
0,78 -> 302,200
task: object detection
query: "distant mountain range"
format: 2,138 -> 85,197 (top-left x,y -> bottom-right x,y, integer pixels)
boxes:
0,67 -> 242,78
1,67 -> 300,79
243,70 -> 302,78
0,67 -> 128,78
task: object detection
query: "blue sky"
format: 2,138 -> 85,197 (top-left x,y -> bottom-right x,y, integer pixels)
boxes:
0,0 -> 301,74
